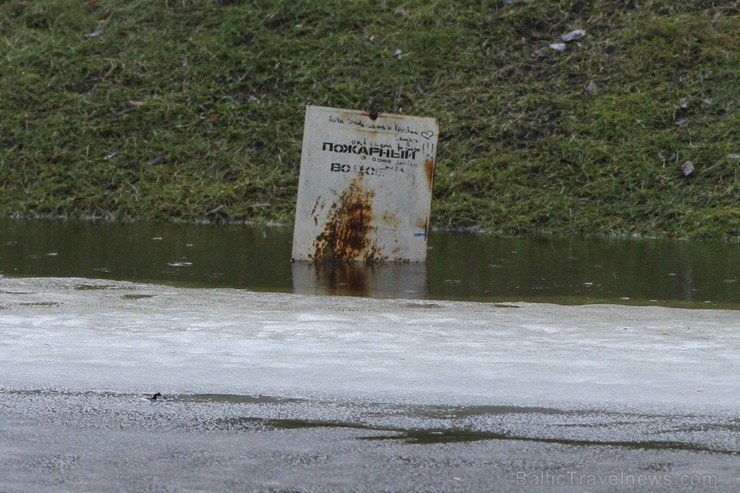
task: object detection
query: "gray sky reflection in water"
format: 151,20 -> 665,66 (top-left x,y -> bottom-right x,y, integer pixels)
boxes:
0,218 -> 737,306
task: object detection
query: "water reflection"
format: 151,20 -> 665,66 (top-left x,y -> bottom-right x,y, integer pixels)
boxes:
426,235 -> 738,304
0,218 -> 737,307
0,218 -> 293,292
292,262 -> 427,299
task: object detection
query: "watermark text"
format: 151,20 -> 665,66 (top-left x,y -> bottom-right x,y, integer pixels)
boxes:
515,471 -> 718,488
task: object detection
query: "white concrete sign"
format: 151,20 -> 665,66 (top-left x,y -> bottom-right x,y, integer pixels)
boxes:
292,105 -> 439,263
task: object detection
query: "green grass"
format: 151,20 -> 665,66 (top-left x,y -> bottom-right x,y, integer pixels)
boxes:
0,0 -> 737,240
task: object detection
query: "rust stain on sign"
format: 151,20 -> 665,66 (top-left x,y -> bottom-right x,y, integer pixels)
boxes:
311,176 -> 384,263
425,158 -> 436,191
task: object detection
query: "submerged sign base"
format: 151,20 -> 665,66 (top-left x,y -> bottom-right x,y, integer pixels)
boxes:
292,105 -> 439,263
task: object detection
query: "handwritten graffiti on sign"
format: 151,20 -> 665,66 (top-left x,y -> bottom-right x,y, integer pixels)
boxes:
291,105 -> 439,263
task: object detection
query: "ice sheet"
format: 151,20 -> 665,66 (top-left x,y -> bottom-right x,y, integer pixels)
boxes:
1,277 -> 738,411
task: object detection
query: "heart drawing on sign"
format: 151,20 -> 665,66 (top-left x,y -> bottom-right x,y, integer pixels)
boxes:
421,130 -> 435,140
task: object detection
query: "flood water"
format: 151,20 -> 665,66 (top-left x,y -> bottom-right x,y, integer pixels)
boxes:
1,218 -> 737,308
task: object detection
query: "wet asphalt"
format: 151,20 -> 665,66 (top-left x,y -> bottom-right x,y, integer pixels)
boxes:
1,389 -> 737,492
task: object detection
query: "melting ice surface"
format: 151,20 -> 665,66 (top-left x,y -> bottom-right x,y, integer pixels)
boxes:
2,277 -> 739,492
1,277 -> 737,411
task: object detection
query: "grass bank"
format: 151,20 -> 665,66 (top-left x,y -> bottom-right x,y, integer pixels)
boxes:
0,0 -> 737,240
